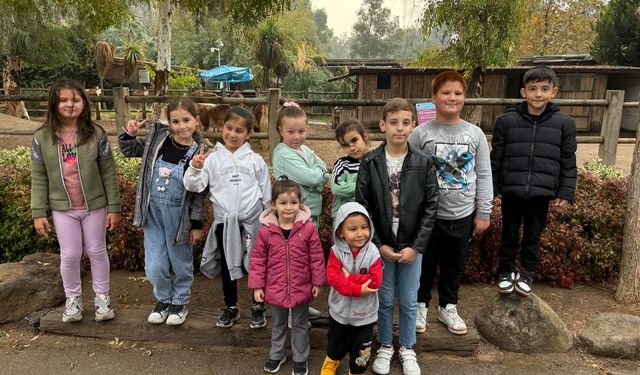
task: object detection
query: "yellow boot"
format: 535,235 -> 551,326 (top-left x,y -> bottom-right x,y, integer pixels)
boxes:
320,356 -> 340,375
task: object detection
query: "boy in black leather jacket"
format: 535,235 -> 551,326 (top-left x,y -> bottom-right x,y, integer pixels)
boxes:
356,98 -> 438,375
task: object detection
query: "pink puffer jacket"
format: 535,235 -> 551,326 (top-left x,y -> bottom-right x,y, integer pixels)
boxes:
248,206 -> 326,308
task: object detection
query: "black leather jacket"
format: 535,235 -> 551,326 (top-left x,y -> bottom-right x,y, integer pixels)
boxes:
355,143 -> 439,254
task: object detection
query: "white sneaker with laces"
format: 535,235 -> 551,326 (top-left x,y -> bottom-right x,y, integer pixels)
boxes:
166,304 -> 189,326
416,302 -> 428,333
372,345 -> 394,375
94,293 -> 115,321
62,296 -> 83,323
399,347 -> 421,375
437,304 -> 467,335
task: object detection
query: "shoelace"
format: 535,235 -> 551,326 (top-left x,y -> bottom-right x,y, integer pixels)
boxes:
445,308 -> 464,325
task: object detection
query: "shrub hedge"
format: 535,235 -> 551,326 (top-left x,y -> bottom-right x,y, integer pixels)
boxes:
0,147 -> 628,287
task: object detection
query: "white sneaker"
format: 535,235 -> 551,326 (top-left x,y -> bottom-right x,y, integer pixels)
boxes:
399,347 -> 421,375
308,306 -> 321,319
372,345 -> 394,375
166,304 -> 188,326
94,293 -> 115,321
148,301 -> 171,324
437,304 -> 467,335
62,296 -> 83,323
416,302 -> 428,333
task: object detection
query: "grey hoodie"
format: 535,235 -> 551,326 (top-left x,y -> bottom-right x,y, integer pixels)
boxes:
328,202 -> 380,326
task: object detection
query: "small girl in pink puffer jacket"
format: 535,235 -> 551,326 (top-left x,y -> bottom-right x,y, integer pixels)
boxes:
249,177 -> 326,374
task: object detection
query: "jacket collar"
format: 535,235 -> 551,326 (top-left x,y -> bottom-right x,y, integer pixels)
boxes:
511,101 -> 560,123
259,205 -> 312,228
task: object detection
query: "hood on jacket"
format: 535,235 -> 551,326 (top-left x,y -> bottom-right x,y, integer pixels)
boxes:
213,140 -> 253,156
332,202 -> 375,255
259,204 -> 312,226
509,101 -> 560,122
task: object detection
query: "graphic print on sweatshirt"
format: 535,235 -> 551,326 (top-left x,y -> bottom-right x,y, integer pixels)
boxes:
432,142 -> 474,191
217,165 -> 252,186
61,143 -> 78,164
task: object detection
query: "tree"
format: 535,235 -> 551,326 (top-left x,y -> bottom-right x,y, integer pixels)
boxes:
592,0 -> 640,66
95,41 -> 115,90
515,0 -> 605,57
255,19 -> 286,89
351,0 -> 399,59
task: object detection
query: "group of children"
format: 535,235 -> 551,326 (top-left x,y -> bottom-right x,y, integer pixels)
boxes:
31,65 -> 576,375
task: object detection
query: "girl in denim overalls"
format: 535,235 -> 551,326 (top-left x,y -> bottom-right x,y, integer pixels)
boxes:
118,98 -> 207,326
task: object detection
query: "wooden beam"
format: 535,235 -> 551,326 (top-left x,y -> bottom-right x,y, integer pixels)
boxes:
599,90 -> 625,165
113,87 -> 130,135
267,88 -> 281,163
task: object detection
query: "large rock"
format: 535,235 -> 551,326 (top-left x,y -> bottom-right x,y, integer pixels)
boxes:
475,293 -> 573,353
578,313 -> 640,359
0,252 -> 65,323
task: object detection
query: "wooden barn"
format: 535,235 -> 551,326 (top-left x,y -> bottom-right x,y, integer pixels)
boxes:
332,59 -> 640,132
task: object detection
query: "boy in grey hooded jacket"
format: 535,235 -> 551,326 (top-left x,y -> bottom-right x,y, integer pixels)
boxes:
321,202 -> 382,375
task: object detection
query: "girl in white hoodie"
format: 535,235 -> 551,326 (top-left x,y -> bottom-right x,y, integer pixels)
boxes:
183,106 -> 271,329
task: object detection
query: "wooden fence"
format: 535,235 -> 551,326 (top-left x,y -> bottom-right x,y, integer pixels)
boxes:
1,88 -> 638,166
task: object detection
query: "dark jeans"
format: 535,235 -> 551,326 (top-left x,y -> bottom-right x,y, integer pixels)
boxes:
327,317 -> 374,374
417,213 -> 474,308
498,194 -> 550,275
216,224 -> 239,307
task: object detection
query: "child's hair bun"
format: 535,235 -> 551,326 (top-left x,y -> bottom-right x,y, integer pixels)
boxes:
282,101 -> 300,109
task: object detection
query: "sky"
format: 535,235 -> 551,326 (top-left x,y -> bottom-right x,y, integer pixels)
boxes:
311,0 -> 426,37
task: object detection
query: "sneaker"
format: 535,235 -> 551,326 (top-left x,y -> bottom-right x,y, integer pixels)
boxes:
216,306 -> 240,327
498,272 -> 516,294
515,271 -> 533,297
147,301 -> 171,324
165,304 -> 188,326
371,345 -> 394,375
264,357 -> 286,373
291,361 -> 308,375
308,306 -> 321,319
250,303 -> 267,328
416,302 -> 428,333
399,347 -> 421,375
94,293 -> 115,321
62,296 -> 83,323
320,356 -> 340,375
437,304 -> 467,335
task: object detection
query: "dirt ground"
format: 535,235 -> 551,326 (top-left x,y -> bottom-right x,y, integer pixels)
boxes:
1,114 -> 640,373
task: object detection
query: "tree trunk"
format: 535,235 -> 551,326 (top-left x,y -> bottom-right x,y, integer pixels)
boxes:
2,56 -> 29,120
153,0 -> 172,121
615,125 -> 640,303
462,66 -> 484,126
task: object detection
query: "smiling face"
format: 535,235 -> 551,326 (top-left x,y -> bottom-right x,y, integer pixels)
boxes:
222,116 -> 250,152
379,110 -> 415,148
432,80 -> 465,124
56,89 -> 85,127
278,117 -> 307,150
520,80 -> 558,116
337,213 -> 371,251
169,108 -> 199,145
340,129 -> 368,160
274,191 -> 301,224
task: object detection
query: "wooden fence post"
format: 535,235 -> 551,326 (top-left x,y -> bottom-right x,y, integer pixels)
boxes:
113,87 -> 130,135
599,90 -> 625,166
268,88 -> 281,163
615,121 -> 640,303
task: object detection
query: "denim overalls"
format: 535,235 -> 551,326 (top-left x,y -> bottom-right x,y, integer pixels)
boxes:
143,141 -> 198,306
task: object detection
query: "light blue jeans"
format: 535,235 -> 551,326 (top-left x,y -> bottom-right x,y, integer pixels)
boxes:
378,254 -> 423,349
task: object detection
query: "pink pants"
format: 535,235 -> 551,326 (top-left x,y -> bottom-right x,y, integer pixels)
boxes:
52,207 -> 110,297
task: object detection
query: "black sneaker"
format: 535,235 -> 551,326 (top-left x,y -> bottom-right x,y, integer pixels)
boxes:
250,302 -> 267,328
216,306 -> 240,327
515,271 -> 533,297
291,361 -> 308,375
264,357 -> 286,373
147,301 -> 171,324
498,272 -> 516,294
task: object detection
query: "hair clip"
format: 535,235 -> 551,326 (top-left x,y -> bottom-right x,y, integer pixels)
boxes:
276,175 -> 289,181
282,101 -> 300,108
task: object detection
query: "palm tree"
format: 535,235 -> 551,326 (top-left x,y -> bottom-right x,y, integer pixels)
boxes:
95,41 -> 115,90
255,19 -> 285,89
119,39 -> 146,86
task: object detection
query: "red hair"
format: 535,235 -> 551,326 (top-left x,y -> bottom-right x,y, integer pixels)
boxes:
431,71 -> 466,95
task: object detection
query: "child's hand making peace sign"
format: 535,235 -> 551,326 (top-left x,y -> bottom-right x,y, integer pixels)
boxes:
190,144 -> 212,169
123,111 -> 149,136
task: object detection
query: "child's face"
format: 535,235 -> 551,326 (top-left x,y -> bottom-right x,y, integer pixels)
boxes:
379,110 -> 415,148
338,214 -> 370,251
222,117 -> 250,153
169,108 -> 199,145
432,80 -> 465,121
274,192 -> 300,222
520,80 -> 558,115
340,129 -> 368,160
57,89 -> 85,125
279,117 -> 307,150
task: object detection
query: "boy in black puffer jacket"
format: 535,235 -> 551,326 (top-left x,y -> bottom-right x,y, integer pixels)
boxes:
491,66 -> 577,297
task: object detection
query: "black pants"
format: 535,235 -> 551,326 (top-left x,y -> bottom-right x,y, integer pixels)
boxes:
498,194 -> 550,275
417,213 -> 474,308
215,224 -> 259,308
327,317 -> 374,375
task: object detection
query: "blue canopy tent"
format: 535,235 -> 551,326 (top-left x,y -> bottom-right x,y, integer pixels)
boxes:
199,65 -> 254,83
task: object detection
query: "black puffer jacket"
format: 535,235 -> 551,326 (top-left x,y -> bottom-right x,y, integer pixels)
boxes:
491,102 -> 577,201
355,143 -> 439,253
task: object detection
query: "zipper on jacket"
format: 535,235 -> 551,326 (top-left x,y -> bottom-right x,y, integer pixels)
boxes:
285,239 -> 291,297
525,120 -> 537,196
56,140 -> 73,209
75,134 -> 89,211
